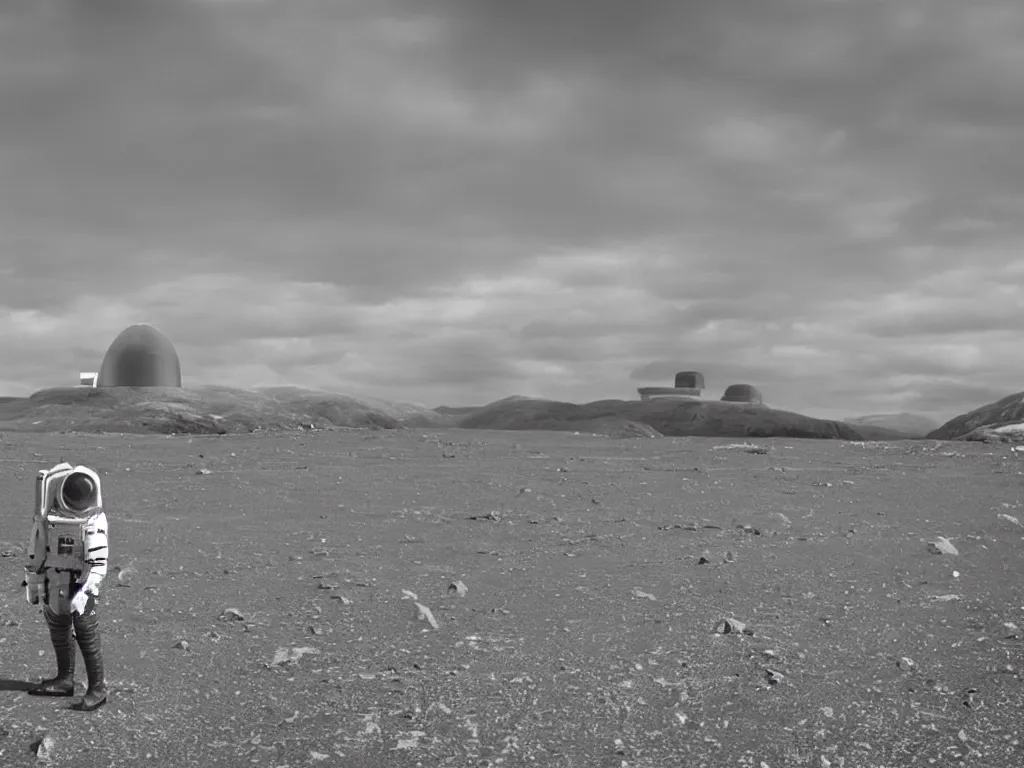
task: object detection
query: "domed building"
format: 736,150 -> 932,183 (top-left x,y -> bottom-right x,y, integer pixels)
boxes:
721,383 -> 763,405
674,371 -> 705,390
96,324 -> 182,387
638,370 -> 706,401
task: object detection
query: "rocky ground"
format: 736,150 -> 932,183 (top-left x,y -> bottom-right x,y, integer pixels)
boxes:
0,429 -> 1023,767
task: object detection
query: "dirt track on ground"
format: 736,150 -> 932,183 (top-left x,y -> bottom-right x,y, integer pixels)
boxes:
1,430 -> 1023,767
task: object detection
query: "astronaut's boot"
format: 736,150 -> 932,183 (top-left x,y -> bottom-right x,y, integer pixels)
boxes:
72,612 -> 107,711
29,610 -> 76,697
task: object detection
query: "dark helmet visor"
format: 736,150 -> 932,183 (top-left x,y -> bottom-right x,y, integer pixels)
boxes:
62,473 -> 97,511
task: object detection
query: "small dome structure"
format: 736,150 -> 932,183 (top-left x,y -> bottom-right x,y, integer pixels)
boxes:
638,369 -> 706,401
97,324 -> 182,387
721,383 -> 762,404
674,371 -> 705,390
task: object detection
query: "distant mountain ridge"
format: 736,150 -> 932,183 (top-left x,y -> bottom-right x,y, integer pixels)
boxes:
0,387 -> 933,440
454,396 -> 908,440
929,391 -> 1024,441
844,412 -> 939,438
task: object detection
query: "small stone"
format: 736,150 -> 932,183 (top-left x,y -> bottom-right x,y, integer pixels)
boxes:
195,468 -> 211,475
715,618 -> 749,635
898,656 -> 915,670
631,587 -> 656,601
219,608 -> 246,622
415,602 -> 440,630
173,639 -> 190,651
926,537 -> 958,556
448,581 -> 468,596
33,733 -> 56,761
268,646 -> 318,668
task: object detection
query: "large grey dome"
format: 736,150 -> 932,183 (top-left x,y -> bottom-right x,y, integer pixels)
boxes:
721,383 -> 762,404
97,324 -> 182,387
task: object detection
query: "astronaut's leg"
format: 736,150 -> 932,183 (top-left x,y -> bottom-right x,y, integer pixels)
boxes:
28,608 -> 76,697
72,600 -> 107,711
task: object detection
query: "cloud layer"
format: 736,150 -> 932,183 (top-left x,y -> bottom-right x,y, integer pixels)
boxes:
2,0 -> 1023,421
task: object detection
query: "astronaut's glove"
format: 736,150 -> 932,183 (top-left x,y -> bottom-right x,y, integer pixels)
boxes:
23,569 -> 43,605
70,590 -> 90,616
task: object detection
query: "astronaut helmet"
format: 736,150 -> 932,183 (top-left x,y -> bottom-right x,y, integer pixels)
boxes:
56,467 -> 103,518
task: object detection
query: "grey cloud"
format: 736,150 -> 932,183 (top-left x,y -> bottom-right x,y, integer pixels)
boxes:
2,0 -> 1024,423
861,309 -> 1024,339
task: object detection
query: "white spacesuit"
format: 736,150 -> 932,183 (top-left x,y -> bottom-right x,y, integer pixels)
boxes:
23,463 -> 109,711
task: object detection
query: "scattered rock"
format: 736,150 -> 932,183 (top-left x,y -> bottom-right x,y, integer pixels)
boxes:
330,595 -> 353,605
0,541 -> 24,558
448,580 -> 468,596
195,468 -> 211,475
32,733 -> 56,761
765,668 -> 785,685
715,618 -> 752,635
415,602 -> 440,630
631,588 -> 656,601
897,656 -> 915,670
713,443 -> 763,452
927,537 -> 958,556
173,639 -> 190,651
219,608 -> 246,622
466,511 -> 501,522
113,563 -> 135,586
998,513 -> 1021,526
697,556 -> 710,565
268,646 -> 319,668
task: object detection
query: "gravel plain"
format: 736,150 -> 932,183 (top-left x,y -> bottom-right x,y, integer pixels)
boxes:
1,429 -> 1022,767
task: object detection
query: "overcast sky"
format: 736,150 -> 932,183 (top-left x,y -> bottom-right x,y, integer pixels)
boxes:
2,0 -> 1022,421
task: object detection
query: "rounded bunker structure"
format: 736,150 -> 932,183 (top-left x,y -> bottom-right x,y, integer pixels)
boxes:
638,369 -> 706,401
674,371 -> 705,390
721,383 -> 763,404
97,324 -> 182,387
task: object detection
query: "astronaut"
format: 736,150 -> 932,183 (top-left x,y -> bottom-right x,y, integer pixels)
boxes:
22,463 -> 109,711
